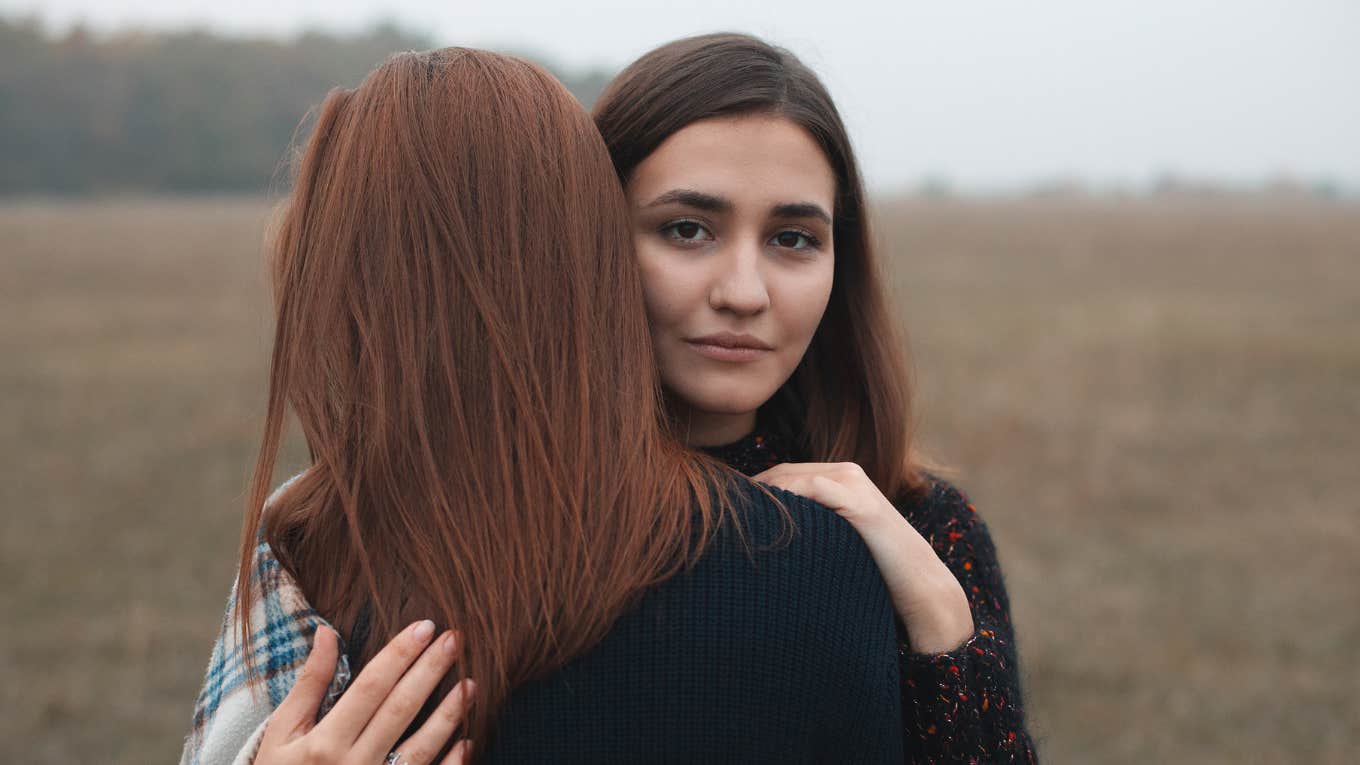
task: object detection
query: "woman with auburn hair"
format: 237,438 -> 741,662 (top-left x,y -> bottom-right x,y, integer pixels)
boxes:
589,33 -> 1040,762
182,47 -> 909,765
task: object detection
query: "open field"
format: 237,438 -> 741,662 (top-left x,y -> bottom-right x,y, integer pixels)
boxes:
3,195 -> 1357,763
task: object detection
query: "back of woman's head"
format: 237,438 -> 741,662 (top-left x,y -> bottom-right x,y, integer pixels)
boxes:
594,33 -> 928,499
241,48 -> 724,745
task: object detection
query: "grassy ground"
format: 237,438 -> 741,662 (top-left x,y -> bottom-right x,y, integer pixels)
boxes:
3,195 -> 1357,763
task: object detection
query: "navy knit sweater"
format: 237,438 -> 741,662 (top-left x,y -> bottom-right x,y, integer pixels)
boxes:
479,479 -> 906,763
706,431 -> 1039,763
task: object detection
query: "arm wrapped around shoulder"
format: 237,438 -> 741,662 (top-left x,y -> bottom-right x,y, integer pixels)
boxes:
179,539 -> 350,765
895,478 -> 1040,763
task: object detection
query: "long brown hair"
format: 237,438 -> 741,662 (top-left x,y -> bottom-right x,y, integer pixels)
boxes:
239,48 -> 732,746
593,33 -> 930,499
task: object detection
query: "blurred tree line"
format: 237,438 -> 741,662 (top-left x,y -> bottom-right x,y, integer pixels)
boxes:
0,17 -> 612,194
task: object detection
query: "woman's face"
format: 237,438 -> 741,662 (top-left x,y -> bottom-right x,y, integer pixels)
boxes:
627,115 -> 836,446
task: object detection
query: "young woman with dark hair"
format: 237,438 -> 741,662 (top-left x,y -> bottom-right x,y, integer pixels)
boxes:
182,48 -> 910,764
589,33 -> 1040,762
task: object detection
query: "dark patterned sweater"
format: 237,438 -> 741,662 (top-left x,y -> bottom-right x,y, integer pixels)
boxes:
705,431 -> 1040,764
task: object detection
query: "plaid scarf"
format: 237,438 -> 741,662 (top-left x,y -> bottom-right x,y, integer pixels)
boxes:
179,481 -> 352,765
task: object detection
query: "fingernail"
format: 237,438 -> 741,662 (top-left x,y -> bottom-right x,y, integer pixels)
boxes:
412,619 -> 435,642
441,631 -> 458,655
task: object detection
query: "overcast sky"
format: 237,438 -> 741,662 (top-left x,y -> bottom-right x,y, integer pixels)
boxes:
7,0 -> 1358,191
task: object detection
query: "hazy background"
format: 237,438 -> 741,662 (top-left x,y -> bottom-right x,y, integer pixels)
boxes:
5,0 -> 1359,192
2,1 -> 1357,763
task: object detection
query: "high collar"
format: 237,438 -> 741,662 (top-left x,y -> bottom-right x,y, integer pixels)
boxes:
700,429 -> 798,476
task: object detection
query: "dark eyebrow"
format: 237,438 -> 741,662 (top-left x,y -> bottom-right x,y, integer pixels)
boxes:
771,202 -> 832,225
643,189 -> 732,213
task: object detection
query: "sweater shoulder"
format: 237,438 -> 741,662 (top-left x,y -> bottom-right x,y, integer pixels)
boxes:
704,477 -> 895,623
894,473 -> 988,533
721,475 -> 877,556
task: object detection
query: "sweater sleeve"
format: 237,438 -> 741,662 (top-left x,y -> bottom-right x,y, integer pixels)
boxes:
895,480 -> 1039,763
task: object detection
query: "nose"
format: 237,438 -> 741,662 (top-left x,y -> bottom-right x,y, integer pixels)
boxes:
708,239 -> 770,316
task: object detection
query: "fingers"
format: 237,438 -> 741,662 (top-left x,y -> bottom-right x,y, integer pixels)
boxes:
753,461 -> 867,485
270,624 -> 340,735
351,631 -> 464,762
390,678 -> 477,765
776,474 -> 858,514
313,619 -> 437,746
756,462 -> 893,526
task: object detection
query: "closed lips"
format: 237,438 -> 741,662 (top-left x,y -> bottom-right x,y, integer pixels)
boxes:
687,333 -> 773,350
685,333 -> 774,362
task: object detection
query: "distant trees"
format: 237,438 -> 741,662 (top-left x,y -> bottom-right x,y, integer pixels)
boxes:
0,18 -> 612,194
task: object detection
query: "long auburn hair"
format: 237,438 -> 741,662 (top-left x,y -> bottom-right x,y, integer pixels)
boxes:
239,48 -> 732,746
593,33 -> 930,499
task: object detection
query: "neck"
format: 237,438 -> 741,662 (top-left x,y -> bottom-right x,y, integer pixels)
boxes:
676,408 -> 757,448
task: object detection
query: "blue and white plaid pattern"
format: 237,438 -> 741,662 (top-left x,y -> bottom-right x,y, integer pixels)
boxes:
180,535 -> 352,765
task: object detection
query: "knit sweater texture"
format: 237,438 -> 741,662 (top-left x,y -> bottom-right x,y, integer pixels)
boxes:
479,479 -> 905,763
705,430 -> 1040,763
183,437 -> 1038,763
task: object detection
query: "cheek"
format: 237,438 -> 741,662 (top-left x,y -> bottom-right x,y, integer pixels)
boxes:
634,242 -> 705,329
775,259 -> 835,341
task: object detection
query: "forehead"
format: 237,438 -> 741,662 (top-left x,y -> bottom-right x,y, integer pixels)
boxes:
628,115 -> 837,211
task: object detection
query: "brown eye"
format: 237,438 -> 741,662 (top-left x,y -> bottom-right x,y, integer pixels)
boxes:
662,220 -> 712,243
771,230 -> 816,250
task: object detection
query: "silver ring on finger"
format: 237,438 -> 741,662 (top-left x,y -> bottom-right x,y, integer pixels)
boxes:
385,752 -> 409,765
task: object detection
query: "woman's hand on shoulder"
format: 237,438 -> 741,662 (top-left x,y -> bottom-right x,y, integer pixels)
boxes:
753,462 -> 974,653
256,621 -> 475,765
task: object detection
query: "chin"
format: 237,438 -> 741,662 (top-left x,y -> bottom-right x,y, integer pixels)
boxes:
660,357 -> 787,419
675,384 -> 775,418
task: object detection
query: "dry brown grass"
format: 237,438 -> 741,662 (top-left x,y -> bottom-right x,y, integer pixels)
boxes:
3,195 -> 1357,763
